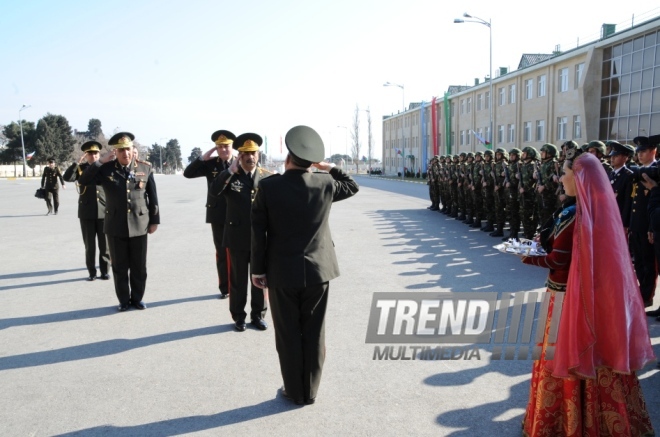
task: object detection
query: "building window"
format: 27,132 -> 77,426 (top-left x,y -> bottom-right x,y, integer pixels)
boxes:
451,102 -> 455,117
573,115 -> 581,139
497,125 -> 504,144
536,120 -> 545,141
477,94 -> 483,111
466,131 -> 471,145
485,91 -> 490,109
557,117 -> 568,140
486,126 -> 491,144
477,128 -> 484,144
525,79 -> 533,100
508,124 -> 515,143
575,63 -> 584,89
467,97 -> 472,113
524,121 -> 531,142
538,75 -> 546,97
509,84 -> 516,104
559,68 -> 569,92
460,99 -> 465,115
499,87 -> 506,106
460,130 -> 465,146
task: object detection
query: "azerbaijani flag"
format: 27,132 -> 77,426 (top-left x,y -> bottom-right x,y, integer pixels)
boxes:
394,148 -> 402,156
26,151 -> 35,160
470,130 -> 492,149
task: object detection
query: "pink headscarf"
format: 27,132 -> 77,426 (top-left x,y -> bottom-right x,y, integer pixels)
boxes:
548,153 -> 655,378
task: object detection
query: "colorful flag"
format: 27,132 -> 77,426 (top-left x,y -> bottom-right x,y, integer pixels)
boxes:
470,130 -> 491,147
394,148 -> 402,156
26,151 -> 35,160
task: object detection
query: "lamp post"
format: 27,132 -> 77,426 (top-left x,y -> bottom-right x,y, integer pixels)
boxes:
18,104 -> 30,177
454,13 -> 492,148
337,126 -> 350,172
383,82 -> 405,112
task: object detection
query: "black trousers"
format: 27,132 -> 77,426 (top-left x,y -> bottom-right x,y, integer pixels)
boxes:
211,223 -> 229,294
44,189 -> 59,213
107,234 -> 148,305
227,248 -> 266,321
80,218 -> 110,277
630,231 -> 656,302
270,282 -> 329,403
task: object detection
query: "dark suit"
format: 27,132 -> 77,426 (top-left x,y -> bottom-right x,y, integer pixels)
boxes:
610,165 -> 633,225
79,159 -> 160,305
64,162 -> 110,277
251,166 -> 359,403
183,156 -> 233,294
41,166 -> 64,213
211,166 -> 272,322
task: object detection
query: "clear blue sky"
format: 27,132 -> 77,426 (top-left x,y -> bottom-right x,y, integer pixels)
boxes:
2,0 -> 659,161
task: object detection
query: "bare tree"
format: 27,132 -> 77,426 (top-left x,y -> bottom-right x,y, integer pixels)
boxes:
350,104 -> 361,173
366,107 -> 373,174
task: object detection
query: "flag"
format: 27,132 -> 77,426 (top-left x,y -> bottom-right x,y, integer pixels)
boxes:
394,148 -> 402,156
470,130 -> 491,148
26,151 -> 35,160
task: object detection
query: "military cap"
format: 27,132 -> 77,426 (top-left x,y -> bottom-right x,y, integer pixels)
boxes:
633,135 -> 658,152
211,130 -> 236,145
284,126 -> 324,163
484,149 -> 494,156
608,141 -> 635,157
108,132 -> 135,149
81,141 -> 102,153
47,157 -> 55,163
234,133 -> 263,153
586,140 -> 606,155
509,148 -> 522,155
540,143 -> 558,157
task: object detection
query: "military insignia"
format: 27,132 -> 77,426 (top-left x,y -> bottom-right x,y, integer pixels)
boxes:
107,175 -> 114,182
230,179 -> 243,192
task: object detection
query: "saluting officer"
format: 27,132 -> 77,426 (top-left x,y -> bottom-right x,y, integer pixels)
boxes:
79,132 -> 160,311
41,158 -> 66,215
183,130 -> 236,299
211,133 -> 274,332
63,141 -> 110,281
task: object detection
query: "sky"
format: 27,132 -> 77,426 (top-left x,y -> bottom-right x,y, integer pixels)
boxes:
2,0 -> 660,162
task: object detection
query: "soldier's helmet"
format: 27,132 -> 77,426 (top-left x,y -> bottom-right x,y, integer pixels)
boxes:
453,154 -> 460,160
587,140 -> 606,155
562,140 -> 579,150
466,152 -> 475,159
484,149 -> 494,157
439,155 -> 446,160
495,147 -> 509,160
459,152 -> 467,158
521,146 -> 539,159
475,151 -> 484,157
540,143 -> 558,157
509,148 -> 522,156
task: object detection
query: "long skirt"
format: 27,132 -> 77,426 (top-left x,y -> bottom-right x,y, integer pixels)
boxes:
522,291 -> 654,437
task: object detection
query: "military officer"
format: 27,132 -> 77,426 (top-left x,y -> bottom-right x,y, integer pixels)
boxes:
183,129 -> 237,299
519,146 -> 539,240
63,141 -> 110,281
471,151 -> 485,228
608,141 -> 635,225
426,156 -> 439,211
455,153 -> 467,220
491,148 -> 508,237
251,125 -> 359,405
462,152 -> 475,225
449,155 -> 460,217
210,133 -> 273,332
504,148 -> 521,240
537,144 -> 561,228
79,132 -> 160,311
481,150 -> 496,232
41,158 -> 66,215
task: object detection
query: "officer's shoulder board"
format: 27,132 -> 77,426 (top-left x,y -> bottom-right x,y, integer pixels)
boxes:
258,168 -> 276,176
137,159 -> 151,166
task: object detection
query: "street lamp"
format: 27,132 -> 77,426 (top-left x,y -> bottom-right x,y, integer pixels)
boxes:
454,13 -> 492,149
383,82 -> 405,112
18,104 -> 31,177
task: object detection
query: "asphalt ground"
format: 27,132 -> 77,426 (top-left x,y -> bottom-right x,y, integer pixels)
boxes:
0,174 -> 658,436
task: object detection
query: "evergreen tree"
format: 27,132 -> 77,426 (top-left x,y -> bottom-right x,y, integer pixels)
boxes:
34,113 -> 75,164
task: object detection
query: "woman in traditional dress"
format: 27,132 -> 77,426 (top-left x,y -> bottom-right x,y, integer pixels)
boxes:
521,149 -> 655,436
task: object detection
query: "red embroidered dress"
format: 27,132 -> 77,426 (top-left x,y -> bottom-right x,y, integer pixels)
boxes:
521,153 -> 655,437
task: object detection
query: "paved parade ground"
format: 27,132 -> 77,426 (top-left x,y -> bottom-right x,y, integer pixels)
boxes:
1,174 -> 658,436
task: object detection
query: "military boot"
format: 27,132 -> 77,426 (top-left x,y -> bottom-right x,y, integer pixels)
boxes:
464,216 -> 474,225
481,220 -> 495,232
490,223 -> 504,237
456,213 -> 466,221
470,220 -> 482,228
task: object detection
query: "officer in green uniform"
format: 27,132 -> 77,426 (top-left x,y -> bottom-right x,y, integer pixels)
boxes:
456,152 -> 467,220
504,148 -> 521,240
183,130 -> 237,299
41,158 -> 66,215
440,156 -> 450,214
447,155 -> 458,217
79,132 -> 160,311
481,150 -> 496,232
586,140 -> 614,175
211,133 -> 274,332
63,141 -> 110,281
470,151 -> 484,228
519,146 -> 539,239
463,152 -> 475,224
490,148 -> 508,237
427,156 -> 439,210
537,144 -> 561,228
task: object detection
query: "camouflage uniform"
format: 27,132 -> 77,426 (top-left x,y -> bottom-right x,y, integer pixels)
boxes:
491,148 -> 509,237
439,157 -> 450,214
449,155 -> 460,217
471,152 -> 484,228
463,153 -> 475,224
587,140 -> 614,175
504,148 -> 521,240
481,150 -> 496,232
537,144 -> 560,228
519,146 -> 539,239
456,153 -> 467,220
427,157 -> 440,210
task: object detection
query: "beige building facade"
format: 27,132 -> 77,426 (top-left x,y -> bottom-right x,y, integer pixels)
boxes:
382,17 -> 660,175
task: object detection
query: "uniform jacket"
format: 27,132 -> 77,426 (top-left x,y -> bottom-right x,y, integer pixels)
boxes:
79,159 -> 160,238
609,165 -> 633,226
41,166 -> 64,190
211,166 -> 273,252
624,161 -> 658,232
183,156 -> 234,224
251,167 -> 359,288
63,162 -> 106,220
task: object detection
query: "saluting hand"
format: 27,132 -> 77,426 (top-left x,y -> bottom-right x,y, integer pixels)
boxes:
312,161 -> 336,172
100,150 -> 116,164
229,153 -> 241,173
78,154 -> 86,164
202,147 -> 216,161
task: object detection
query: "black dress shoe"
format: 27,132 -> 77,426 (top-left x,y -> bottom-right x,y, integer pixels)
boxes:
132,301 -> 147,310
99,274 -> 110,280
118,303 -> 130,312
281,387 -> 304,405
646,307 -> 660,317
86,276 -> 96,281
305,398 -> 316,405
219,293 -> 229,300
235,320 -> 246,332
251,318 -> 268,330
